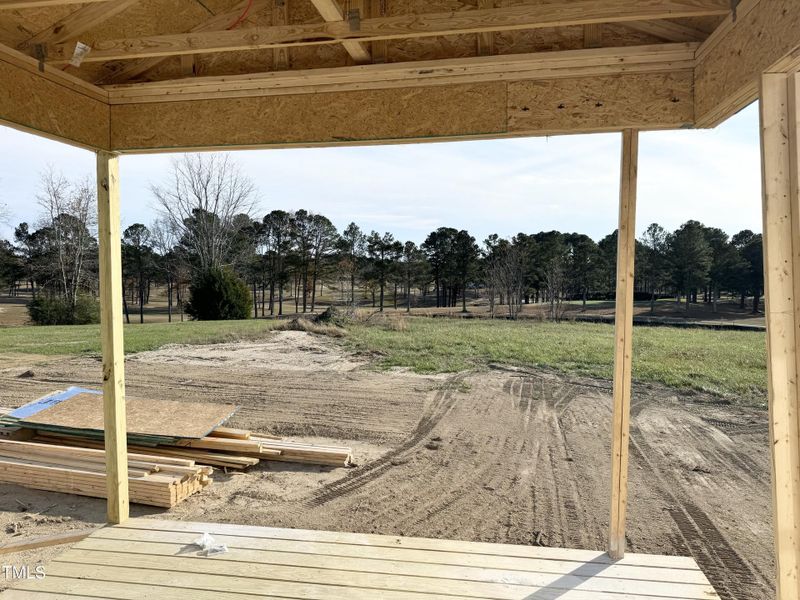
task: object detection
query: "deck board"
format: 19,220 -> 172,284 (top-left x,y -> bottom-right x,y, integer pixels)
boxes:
4,517 -> 721,600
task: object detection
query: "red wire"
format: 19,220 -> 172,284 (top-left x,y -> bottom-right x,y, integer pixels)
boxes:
227,0 -> 254,30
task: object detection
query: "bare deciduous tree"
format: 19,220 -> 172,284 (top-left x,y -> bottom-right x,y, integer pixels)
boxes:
151,154 -> 257,273
37,168 -> 96,306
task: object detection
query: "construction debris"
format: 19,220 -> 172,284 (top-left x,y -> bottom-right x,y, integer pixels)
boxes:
0,389 -> 354,508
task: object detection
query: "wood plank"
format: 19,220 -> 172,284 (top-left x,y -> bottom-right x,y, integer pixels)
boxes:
759,70 -> 800,600
608,129 -> 638,559
3,580 -> 280,600
583,23 -> 602,49
55,549 -> 718,598
0,528 -> 98,555
310,0 -> 371,63
96,150 -> 128,524
103,43 -> 698,104
477,0 -> 495,55
98,0 -> 271,84
115,518 -> 700,569
368,0 -> 386,62
272,0 -> 289,71
45,1 -> 731,63
17,0 -> 140,50
0,0 -> 109,8
623,19 -> 707,42
77,535 -> 712,585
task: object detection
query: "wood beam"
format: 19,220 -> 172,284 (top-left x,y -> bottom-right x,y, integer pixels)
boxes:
0,43 -> 109,149
47,0 -> 730,63
0,0 -> 109,8
760,70 -> 800,600
18,0 -> 140,51
96,150 -> 129,525
310,0 -> 371,64
609,128 -> 638,561
623,19 -> 707,42
98,0 -> 270,84
695,0 -> 800,127
102,43 -> 697,104
108,71 -> 692,152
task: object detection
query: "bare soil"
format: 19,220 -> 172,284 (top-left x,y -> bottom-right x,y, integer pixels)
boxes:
0,331 -> 772,599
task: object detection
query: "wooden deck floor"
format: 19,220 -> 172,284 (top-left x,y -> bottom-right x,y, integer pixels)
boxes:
5,518 -> 720,599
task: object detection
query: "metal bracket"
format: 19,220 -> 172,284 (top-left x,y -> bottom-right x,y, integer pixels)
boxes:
731,0 -> 740,22
33,44 -> 46,72
347,8 -> 361,32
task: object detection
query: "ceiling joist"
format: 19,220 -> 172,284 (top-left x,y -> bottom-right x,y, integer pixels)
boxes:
623,20 -> 708,42
18,0 -> 140,50
98,0 -> 270,84
103,43 -> 698,104
44,0 -> 730,64
310,0 -> 371,63
0,0 -> 109,8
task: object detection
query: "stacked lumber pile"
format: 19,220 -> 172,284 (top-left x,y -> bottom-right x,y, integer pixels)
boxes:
31,426 -> 353,470
0,439 -> 211,508
0,388 -> 354,508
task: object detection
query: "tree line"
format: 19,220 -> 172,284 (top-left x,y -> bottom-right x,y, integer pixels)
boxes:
0,155 -> 764,324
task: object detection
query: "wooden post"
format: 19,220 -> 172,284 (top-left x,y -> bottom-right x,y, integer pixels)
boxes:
96,150 -> 129,524
760,70 -> 800,600
608,129 -> 638,560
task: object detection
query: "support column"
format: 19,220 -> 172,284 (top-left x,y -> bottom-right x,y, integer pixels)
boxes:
609,129 -> 638,560
96,150 -> 129,524
760,71 -> 800,600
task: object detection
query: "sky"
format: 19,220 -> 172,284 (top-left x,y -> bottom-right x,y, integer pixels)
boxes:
0,101 -> 761,246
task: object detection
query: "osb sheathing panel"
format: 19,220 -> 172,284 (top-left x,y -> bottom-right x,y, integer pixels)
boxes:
0,58 -> 109,149
508,72 -> 694,134
695,0 -> 800,125
110,83 -> 508,150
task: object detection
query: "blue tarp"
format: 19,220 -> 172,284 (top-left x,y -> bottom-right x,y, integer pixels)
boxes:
8,387 -> 101,420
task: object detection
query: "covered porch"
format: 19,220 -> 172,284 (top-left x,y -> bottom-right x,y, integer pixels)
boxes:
1,0 -> 799,598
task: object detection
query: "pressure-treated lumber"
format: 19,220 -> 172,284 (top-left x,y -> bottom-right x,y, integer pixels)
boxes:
759,70 -> 800,600
609,129 -> 638,560
0,528 -> 97,555
99,0 -> 271,84
103,43 -> 697,104
310,0 -> 371,64
45,1 -> 730,63
96,150 -> 128,524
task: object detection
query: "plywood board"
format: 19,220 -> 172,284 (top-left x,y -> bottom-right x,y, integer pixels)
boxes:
508,71 -> 693,134
695,0 -> 800,127
20,393 -> 237,440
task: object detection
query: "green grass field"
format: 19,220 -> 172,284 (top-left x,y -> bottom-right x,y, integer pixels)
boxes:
0,317 -> 767,403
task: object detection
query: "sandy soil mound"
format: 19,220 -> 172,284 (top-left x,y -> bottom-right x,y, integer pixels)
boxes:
130,330 -> 365,372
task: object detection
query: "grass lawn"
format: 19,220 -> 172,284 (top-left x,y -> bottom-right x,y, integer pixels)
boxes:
0,317 -> 767,403
0,319 -> 283,355
345,319 -> 767,403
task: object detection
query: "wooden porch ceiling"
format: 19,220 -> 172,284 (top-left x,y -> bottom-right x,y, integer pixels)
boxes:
0,0 -> 797,152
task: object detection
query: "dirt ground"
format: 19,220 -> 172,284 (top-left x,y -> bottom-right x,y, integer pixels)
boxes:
0,331 -> 772,599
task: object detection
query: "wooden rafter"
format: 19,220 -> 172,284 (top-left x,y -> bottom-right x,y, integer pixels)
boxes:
310,0 -> 371,64
103,43 -> 697,104
18,0 -> 140,51
97,0 -> 269,84
0,0 -> 109,8
623,19 -> 707,42
45,0 -> 730,64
